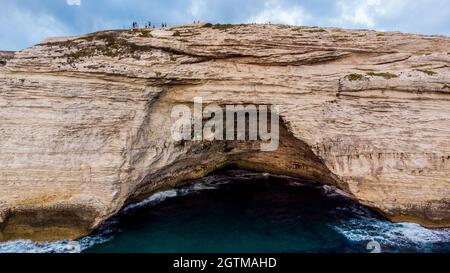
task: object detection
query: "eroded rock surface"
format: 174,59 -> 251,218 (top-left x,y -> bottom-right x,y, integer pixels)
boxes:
0,51 -> 14,66
1,24 -> 449,241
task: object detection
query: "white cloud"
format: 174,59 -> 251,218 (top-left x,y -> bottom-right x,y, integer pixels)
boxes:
66,0 -> 81,6
335,0 -> 407,28
189,0 -> 206,17
0,8 -> 71,50
247,0 -> 310,25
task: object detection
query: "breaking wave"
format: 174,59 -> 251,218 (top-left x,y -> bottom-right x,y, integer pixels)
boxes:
331,206 -> 450,252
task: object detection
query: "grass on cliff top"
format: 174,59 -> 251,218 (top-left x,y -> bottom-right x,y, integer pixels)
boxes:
306,28 -> 327,33
292,26 -> 326,33
202,23 -> 241,30
292,26 -> 309,31
345,73 -> 364,81
66,31 -> 150,64
367,72 -> 399,79
169,53 -> 178,62
347,72 -> 398,81
416,69 -> 437,76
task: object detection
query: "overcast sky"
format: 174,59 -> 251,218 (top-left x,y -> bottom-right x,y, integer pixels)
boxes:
1,0 -> 449,51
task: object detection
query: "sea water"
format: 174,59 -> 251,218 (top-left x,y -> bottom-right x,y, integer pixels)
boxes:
1,170 -> 449,253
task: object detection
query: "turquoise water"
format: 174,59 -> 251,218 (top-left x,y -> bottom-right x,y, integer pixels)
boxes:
1,170 -> 450,253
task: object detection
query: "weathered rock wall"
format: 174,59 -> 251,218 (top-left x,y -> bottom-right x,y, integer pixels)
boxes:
0,24 -> 449,241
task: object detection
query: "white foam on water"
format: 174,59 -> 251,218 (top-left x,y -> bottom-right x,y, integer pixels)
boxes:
122,189 -> 180,213
0,188 -> 181,253
0,175 -> 234,253
121,175 -> 234,213
0,218 -> 117,253
391,223 -> 450,243
332,208 -> 450,251
2,172 -> 449,253
0,240 -> 78,253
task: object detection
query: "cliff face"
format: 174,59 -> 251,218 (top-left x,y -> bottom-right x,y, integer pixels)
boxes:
0,51 -> 14,66
0,24 -> 450,241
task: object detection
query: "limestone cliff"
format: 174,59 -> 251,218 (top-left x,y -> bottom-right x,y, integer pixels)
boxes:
0,24 -> 449,241
0,51 -> 14,66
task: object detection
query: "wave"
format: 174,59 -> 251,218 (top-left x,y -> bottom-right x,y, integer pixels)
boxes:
332,206 -> 450,252
0,173 -> 235,253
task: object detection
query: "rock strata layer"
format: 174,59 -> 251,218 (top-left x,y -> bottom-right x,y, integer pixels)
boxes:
0,51 -> 14,66
0,24 -> 450,241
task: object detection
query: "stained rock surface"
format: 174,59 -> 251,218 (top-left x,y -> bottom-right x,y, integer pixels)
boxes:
0,51 -> 14,66
0,24 -> 449,241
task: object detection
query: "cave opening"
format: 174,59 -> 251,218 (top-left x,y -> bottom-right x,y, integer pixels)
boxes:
86,168 -> 373,253
2,167 -> 450,253
81,168 -> 450,253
